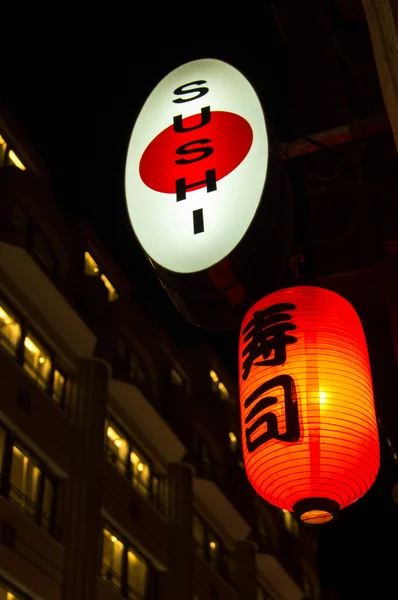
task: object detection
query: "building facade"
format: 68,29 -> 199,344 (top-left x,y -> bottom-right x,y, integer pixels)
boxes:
0,110 -> 319,600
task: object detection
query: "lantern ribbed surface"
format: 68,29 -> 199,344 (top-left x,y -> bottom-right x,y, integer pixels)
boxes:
239,286 -> 379,522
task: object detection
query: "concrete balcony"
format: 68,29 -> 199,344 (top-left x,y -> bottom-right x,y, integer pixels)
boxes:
108,378 -> 186,464
0,348 -> 74,476
256,554 -> 303,600
0,496 -> 65,600
193,553 -> 238,600
0,167 -> 96,359
0,243 -> 96,359
193,476 -> 250,542
102,460 -> 168,571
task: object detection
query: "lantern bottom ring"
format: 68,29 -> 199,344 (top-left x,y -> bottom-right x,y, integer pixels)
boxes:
292,498 -> 340,526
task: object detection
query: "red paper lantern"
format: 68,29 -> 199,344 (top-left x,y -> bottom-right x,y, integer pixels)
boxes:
239,286 -> 379,525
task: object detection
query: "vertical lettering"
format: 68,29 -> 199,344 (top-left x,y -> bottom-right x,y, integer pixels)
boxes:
176,168 -> 217,202
173,81 -> 209,103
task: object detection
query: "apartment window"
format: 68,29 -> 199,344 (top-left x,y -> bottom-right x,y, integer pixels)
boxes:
282,509 -> 299,536
127,548 -> 147,598
41,477 -> 56,532
102,528 -> 124,591
116,337 -> 145,385
193,512 -> 227,578
0,300 -> 22,357
7,150 -> 26,170
228,431 -> 238,453
0,133 -> 25,171
170,367 -> 184,386
105,417 -> 164,513
10,445 -> 40,520
130,449 -> 150,498
52,369 -> 66,405
0,425 -> 6,486
10,444 -> 56,532
23,332 -> 51,390
0,295 -> 70,410
105,422 -> 129,475
128,350 -> 145,385
0,133 -> 26,171
0,424 -> 57,534
208,531 -> 222,571
30,228 -> 56,276
101,525 -> 148,598
84,251 -> 118,302
10,204 -> 29,234
0,576 -> 31,600
194,432 -> 215,478
84,251 -> 100,276
0,134 -> 7,165
209,369 -> 231,404
193,513 -> 206,557
151,474 -> 164,513
101,274 -> 118,302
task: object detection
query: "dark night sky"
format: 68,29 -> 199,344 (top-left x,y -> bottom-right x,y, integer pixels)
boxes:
3,26 -> 398,599
1,28 -> 292,376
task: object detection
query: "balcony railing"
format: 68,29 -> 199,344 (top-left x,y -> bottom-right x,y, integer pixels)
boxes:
104,445 -> 166,516
7,484 -> 60,539
100,565 -> 145,600
101,564 -> 123,593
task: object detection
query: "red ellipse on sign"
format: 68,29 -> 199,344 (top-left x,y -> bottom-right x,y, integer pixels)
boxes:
139,110 -> 253,193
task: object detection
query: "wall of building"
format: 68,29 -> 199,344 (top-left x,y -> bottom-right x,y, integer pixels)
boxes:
0,109 -> 315,600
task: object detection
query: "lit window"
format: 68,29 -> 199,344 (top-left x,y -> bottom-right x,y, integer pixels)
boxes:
52,369 -> 66,405
106,424 -> 129,474
10,446 -> 40,519
130,450 -> 150,497
193,514 -> 205,557
218,381 -> 230,401
208,532 -> 222,571
0,133 -> 7,166
0,577 -> 29,600
101,273 -> 118,302
0,301 -> 21,357
210,369 -> 231,403
386,436 -> 398,461
101,529 -> 124,591
282,509 -> 299,536
23,333 -> 51,390
127,548 -> 147,597
84,251 -> 99,276
229,431 -> 238,452
209,369 -> 219,383
84,252 -> 118,302
171,367 -> 183,386
8,149 -> 25,171
0,424 -> 6,476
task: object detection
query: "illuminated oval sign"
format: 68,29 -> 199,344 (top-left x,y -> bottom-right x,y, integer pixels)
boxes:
125,58 -> 268,274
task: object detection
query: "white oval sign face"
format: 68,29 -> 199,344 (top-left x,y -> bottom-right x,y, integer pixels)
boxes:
125,58 -> 268,274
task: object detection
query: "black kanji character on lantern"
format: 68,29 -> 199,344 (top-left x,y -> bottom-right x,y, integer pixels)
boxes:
241,302 -> 298,381
244,374 -> 300,452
